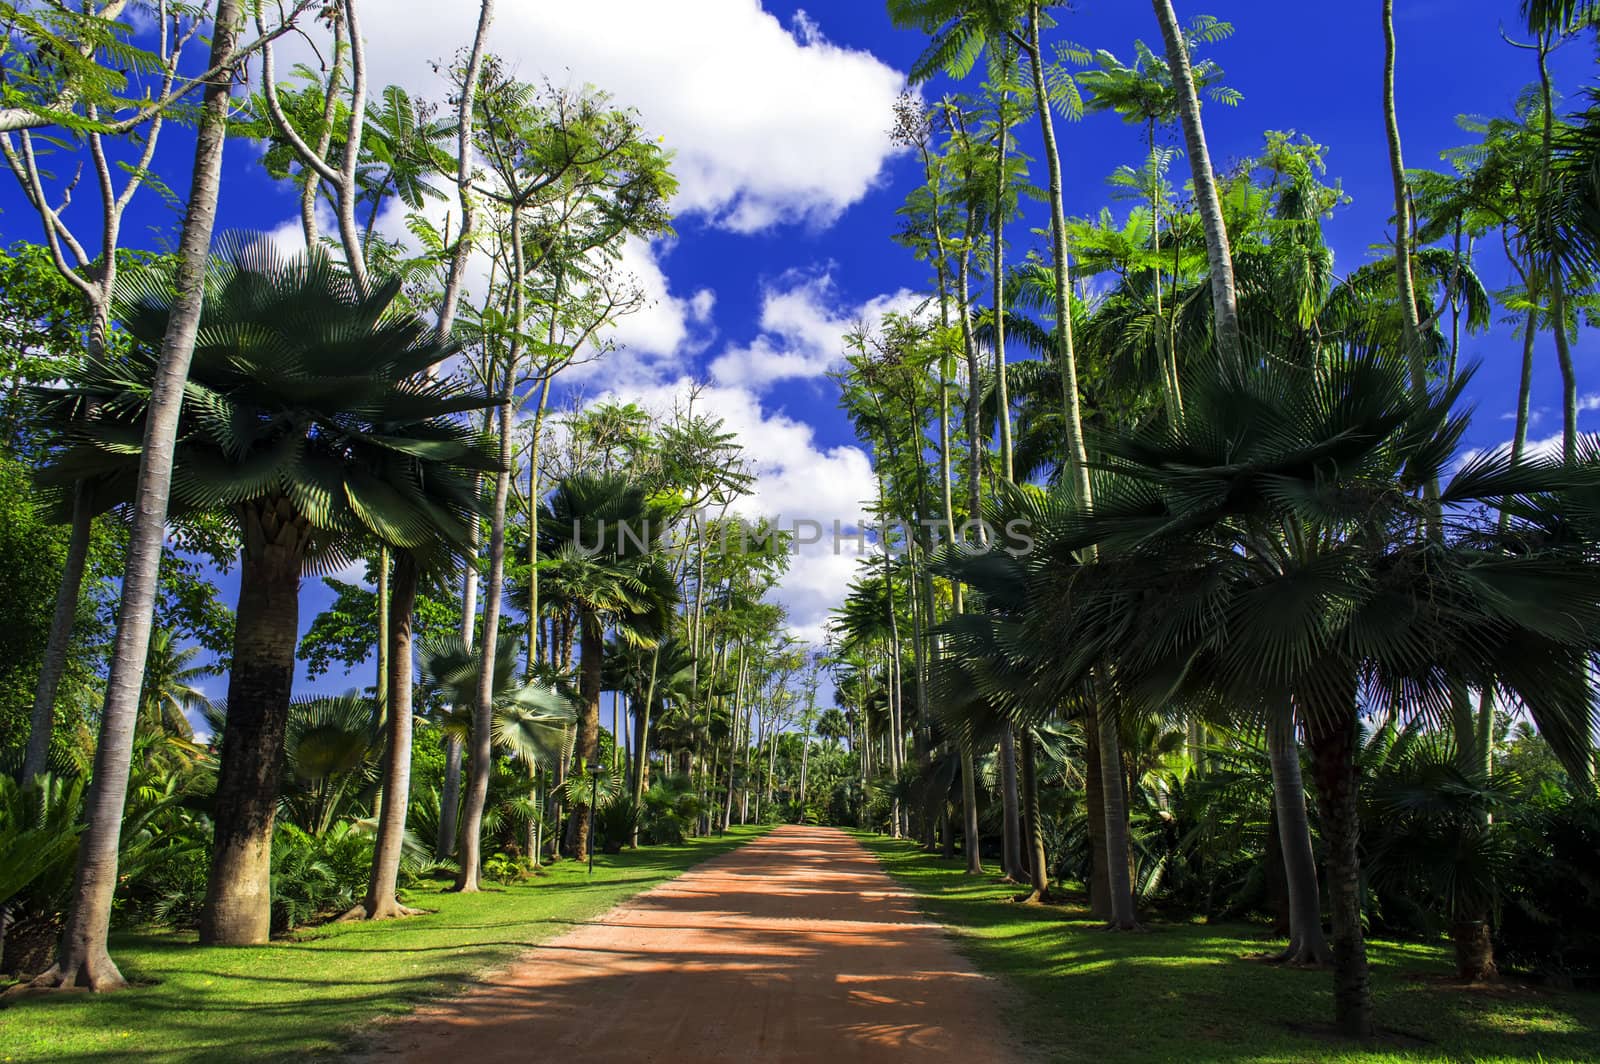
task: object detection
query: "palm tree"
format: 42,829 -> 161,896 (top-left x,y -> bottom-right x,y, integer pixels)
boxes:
39,240 -> 498,944
1054,345 -> 1600,1037
418,631 -> 575,863
1149,1 -> 1243,368
137,630 -> 215,743
537,474 -> 676,859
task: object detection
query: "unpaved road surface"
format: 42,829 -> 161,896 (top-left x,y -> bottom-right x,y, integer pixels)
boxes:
366,824 -> 1016,1062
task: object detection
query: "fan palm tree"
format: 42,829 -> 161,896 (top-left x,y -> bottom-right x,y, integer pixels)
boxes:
1051,343 -> 1600,1037
536,473 -> 676,859
419,631 -> 576,863
38,239 -> 499,944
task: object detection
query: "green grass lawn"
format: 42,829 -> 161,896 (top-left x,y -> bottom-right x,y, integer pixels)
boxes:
857,833 -> 1600,1064
0,826 -> 766,1063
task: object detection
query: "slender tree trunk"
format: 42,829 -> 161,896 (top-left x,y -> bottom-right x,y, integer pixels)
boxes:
999,726 -> 1022,880
23,482 -> 93,782
1267,698 -> 1331,965
438,517 -> 478,858
355,553 -> 420,920
565,612 -> 603,858
201,499 -> 309,945
1154,0 -> 1243,367
34,0 -> 244,991
1025,4 -> 1095,473
1379,0 -> 1431,400
434,0 -> 495,340
1019,728 -> 1049,900
1305,707 -> 1374,1038
1098,706 -> 1137,929
1084,704 -> 1111,919
455,370 -> 516,891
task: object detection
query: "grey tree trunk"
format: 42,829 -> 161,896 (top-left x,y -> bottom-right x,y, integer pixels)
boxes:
35,0 -> 245,990
454,372 -> 515,891
1153,0 -> 1243,367
1266,698 -> 1331,965
437,518 -> 477,858
356,553 -> 420,919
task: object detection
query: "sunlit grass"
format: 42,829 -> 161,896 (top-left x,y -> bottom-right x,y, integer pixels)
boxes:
857,832 -> 1600,1064
0,827 -> 767,1063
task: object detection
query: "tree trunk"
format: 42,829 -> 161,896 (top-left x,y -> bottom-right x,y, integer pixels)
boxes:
1098,706 -> 1137,929
438,526 -> 477,858
1306,709 -> 1374,1038
356,552 -> 420,920
23,482 -> 93,782
1153,0 -> 1243,367
201,498 -> 309,945
454,371 -> 515,891
34,0 -> 244,992
1019,728 -> 1049,901
1084,704 -> 1111,919
961,749 -> 983,874
999,725 -> 1022,880
1025,3 -> 1094,477
1452,912 -> 1497,983
1267,698 -> 1331,965
565,611 -> 603,859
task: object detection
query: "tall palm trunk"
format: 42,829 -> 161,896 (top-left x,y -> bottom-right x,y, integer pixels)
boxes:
1305,705 -> 1374,1038
356,552 -> 420,920
201,498 -> 310,945
33,0 -> 245,990
1153,0 -> 1243,367
565,611 -> 603,858
1266,698 -> 1331,965
23,481 -> 93,782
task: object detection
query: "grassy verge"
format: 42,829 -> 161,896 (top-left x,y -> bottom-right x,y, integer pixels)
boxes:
856,833 -> 1600,1064
0,826 -> 767,1063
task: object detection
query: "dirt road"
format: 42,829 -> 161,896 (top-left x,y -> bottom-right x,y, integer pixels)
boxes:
366,824 -> 1016,1062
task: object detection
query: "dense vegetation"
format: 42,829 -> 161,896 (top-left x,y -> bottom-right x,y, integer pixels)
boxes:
0,0 -> 1597,1057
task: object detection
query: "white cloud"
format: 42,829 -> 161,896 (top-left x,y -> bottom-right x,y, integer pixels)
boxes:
348,0 -> 907,232
591,378 -> 878,647
709,274 -> 922,390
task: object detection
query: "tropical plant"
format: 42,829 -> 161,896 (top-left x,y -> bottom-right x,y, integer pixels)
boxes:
38,238 -> 498,944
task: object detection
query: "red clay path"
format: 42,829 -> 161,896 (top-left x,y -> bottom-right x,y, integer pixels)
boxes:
367,824 -> 1018,1062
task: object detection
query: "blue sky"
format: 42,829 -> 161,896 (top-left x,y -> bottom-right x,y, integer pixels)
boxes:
2,0 -> 1592,701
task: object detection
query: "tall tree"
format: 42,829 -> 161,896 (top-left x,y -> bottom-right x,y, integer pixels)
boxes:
31,0 -> 249,991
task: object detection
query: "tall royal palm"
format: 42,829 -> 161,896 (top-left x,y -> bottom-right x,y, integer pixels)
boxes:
536,474 -> 676,859
41,240 -> 498,943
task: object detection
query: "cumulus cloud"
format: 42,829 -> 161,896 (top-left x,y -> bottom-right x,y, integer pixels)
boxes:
591,378 -> 878,647
348,0 -> 907,232
709,274 -> 922,390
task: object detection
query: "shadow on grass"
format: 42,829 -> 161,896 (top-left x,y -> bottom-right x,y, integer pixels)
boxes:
856,832 -> 1600,1064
